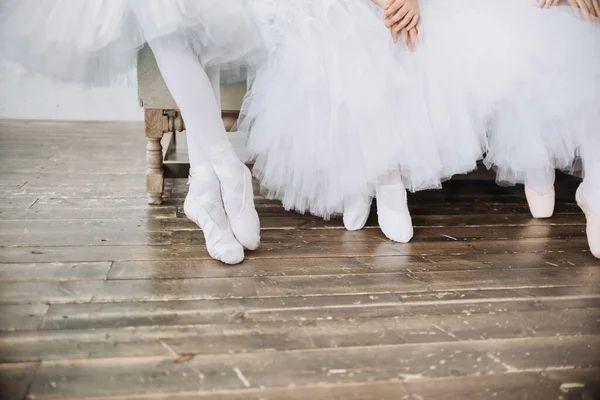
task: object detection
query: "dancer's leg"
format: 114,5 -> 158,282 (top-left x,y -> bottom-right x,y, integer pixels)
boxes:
577,141 -> 600,258
524,167 -> 556,219
343,193 -> 373,231
376,170 -> 414,243
148,37 -> 246,264
148,36 -> 260,252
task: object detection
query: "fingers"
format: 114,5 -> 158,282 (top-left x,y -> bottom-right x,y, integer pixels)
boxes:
400,28 -> 409,47
385,0 -> 421,46
593,0 -> 600,18
405,13 -> 419,31
392,22 -> 404,42
386,4 -> 409,27
568,0 -> 584,18
395,10 -> 418,31
576,0 -> 592,21
583,0 -> 594,21
409,27 -> 418,50
584,0 -> 600,17
395,25 -> 419,50
384,0 -> 404,18
392,26 -> 399,43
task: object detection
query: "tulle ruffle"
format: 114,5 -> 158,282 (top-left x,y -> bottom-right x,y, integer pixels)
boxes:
461,0 -> 600,185
239,0 -> 486,219
413,0 -> 600,185
241,0 -> 600,219
0,0 -> 263,85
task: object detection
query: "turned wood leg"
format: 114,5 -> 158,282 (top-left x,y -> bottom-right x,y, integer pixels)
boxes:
145,109 -> 166,205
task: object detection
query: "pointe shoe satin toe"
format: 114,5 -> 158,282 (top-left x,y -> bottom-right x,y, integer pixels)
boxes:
576,184 -> 600,259
525,183 -> 555,219
376,185 -> 414,243
216,162 -> 261,250
184,170 -> 245,265
343,194 -> 373,231
208,143 -> 261,251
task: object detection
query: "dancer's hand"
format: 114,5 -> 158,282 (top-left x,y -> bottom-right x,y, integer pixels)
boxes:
566,0 -> 600,20
398,23 -> 420,50
384,0 -> 420,33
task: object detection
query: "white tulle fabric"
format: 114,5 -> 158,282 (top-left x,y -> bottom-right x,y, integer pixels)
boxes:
0,0 -> 262,85
240,0 -> 600,219
417,0 -> 600,186
239,0 -> 486,219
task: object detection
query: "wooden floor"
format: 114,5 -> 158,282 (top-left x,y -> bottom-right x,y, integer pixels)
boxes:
0,120 -> 599,400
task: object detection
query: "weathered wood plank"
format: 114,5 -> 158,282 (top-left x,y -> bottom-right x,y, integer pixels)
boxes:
0,272 -> 427,305
0,305 -> 48,332
39,286 -> 600,331
0,207 -> 177,221
107,256 -> 431,280
403,368 -> 600,400
0,213 -> 586,237
471,236 -> 591,255
0,230 -> 172,247
0,262 -> 111,282
2,266 -> 598,305
25,335 -> 600,399
0,244 -> 211,263
2,307 -> 598,363
0,241 -> 474,263
32,198 -> 158,209
0,198 -> 38,209
33,369 -> 599,400
0,362 -> 39,400
427,252 -> 600,269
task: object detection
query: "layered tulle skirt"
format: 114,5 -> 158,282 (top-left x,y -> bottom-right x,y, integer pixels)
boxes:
462,0 -> 600,184
240,0 -> 600,219
0,0 -> 263,85
417,0 -> 600,185
239,0 -> 487,219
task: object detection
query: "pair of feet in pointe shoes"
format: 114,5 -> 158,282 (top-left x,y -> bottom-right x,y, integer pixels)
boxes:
344,176 -> 414,243
525,172 -> 600,259
183,143 -> 260,265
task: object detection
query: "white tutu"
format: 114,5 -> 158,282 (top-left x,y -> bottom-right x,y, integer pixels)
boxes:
0,0 -> 263,85
241,0 -> 600,219
239,0 -> 486,219
411,0 -> 600,185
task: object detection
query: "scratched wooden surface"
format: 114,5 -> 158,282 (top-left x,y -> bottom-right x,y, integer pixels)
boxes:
0,120 -> 599,400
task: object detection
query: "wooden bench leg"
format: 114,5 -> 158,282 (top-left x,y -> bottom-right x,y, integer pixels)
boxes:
145,109 -> 165,205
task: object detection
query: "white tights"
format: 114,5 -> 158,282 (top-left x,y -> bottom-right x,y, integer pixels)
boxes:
148,36 -> 230,168
148,36 -> 260,263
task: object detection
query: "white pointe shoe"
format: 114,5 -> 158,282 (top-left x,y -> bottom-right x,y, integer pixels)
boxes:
209,143 -> 261,251
343,194 -> 373,231
184,168 -> 245,265
376,184 -> 414,243
576,184 -> 600,259
525,172 -> 556,219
